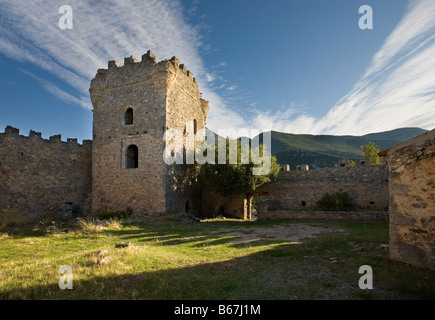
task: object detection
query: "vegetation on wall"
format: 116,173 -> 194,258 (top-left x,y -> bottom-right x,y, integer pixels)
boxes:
360,142 -> 382,165
196,139 -> 280,197
316,192 -> 355,211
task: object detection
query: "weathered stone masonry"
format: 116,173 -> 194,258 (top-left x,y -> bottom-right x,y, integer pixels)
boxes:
257,164 -> 390,211
384,128 -> 435,271
89,51 -> 209,215
0,126 -> 92,227
200,164 -> 390,220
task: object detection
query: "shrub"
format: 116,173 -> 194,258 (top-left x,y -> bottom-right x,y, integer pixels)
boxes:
316,192 -> 355,211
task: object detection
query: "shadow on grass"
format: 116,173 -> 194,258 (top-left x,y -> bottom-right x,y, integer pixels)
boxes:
0,242 -> 356,300
2,219 -> 434,300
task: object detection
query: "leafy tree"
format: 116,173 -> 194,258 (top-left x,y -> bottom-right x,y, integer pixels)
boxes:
196,138 -> 280,197
360,142 -> 382,165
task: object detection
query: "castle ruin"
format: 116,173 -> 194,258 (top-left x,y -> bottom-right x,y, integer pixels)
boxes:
0,51 -> 391,225
89,50 -> 208,215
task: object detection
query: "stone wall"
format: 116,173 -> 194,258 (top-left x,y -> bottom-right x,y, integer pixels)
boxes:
89,51 -> 208,215
257,210 -> 388,221
90,52 -> 168,215
256,164 -> 389,211
0,126 -> 92,228
199,188 -> 247,219
385,128 -> 435,271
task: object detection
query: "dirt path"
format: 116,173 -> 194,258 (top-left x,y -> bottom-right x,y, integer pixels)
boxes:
209,224 -> 345,245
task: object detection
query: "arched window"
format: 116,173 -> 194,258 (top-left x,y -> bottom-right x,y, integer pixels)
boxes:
124,108 -> 133,125
126,145 -> 138,169
193,119 -> 198,134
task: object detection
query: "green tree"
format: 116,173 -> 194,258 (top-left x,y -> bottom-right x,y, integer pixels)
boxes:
196,138 -> 280,197
360,142 -> 382,165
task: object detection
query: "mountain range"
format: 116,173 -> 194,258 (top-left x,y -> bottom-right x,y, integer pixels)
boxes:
206,127 -> 428,170
269,127 -> 427,169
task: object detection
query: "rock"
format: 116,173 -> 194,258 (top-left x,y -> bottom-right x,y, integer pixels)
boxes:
115,241 -> 131,248
376,244 -> 390,251
96,249 -> 108,256
105,233 -> 115,237
98,256 -> 111,265
354,247 -> 364,253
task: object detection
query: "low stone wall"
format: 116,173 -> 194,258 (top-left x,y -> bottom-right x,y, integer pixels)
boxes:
256,164 -> 389,211
257,210 -> 389,221
0,126 -> 92,229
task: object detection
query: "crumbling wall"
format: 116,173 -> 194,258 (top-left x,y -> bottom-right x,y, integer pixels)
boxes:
0,126 -> 92,228
256,164 -> 389,211
199,187 -> 247,219
89,51 -> 208,216
386,129 -> 435,271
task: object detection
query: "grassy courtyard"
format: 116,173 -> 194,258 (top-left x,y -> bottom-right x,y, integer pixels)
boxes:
0,215 -> 434,300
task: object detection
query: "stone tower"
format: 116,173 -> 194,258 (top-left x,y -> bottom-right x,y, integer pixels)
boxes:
89,50 -> 209,215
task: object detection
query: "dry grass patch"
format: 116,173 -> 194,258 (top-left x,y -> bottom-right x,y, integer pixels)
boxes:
0,233 -> 10,239
76,218 -> 122,233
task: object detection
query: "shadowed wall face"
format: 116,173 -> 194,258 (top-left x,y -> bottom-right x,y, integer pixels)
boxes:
386,129 -> 435,271
0,127 -> 92,228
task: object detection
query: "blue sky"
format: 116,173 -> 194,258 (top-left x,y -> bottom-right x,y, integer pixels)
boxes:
0,0 -> 434,142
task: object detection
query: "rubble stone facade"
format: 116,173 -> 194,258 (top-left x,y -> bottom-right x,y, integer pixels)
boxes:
89,51 -> 209,215
0,127 -> 92,227
384,129 -> 435,271
205,164 -> 390,220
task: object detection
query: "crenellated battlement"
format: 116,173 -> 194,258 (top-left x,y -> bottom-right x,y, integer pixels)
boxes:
90,50 -> 200,92
1,125 -> 92,147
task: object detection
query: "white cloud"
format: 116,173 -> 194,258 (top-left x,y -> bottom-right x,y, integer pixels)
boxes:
19,69 -> 92,110
245,0 -> 435,135
0,0 -> 210,108
1,0 -> 434,137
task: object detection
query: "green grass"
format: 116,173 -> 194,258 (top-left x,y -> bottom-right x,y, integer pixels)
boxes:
0,216 -> 434,300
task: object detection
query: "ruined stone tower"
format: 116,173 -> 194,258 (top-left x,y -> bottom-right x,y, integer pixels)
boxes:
89,50 -> 209,215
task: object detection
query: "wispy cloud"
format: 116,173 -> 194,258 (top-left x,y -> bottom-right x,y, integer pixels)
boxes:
20,70 -> 92,110
0,0 -> 434,137
0,0 -> 249,134
248,0 -> 435,135
0,1 -> 220,111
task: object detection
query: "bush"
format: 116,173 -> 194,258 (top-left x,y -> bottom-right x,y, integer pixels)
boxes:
97,211 -> 131,220
316,192 -> 355,211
